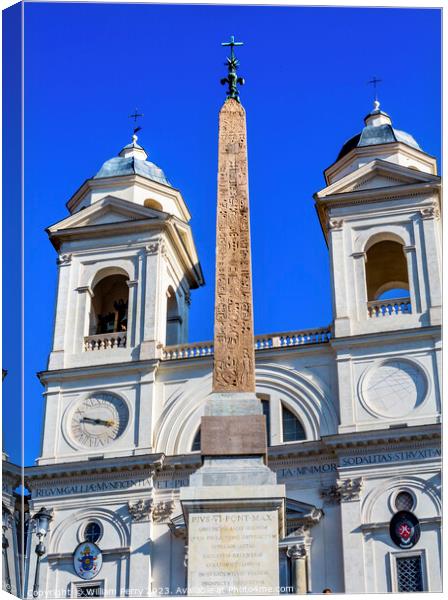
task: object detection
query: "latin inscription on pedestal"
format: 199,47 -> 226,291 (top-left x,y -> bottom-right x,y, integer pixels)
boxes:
187,510 -> 279,596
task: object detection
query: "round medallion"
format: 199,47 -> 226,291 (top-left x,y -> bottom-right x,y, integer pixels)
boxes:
73,541 -> 103,580
389,511 -> 421,549
361,359 -> 427,418
70,393 -> 129,448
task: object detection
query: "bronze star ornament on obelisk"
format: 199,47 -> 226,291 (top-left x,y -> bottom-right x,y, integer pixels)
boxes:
200,36 -> 267,457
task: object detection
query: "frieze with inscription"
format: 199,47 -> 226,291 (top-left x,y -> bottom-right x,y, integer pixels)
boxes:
339,447 -> 440,468
32,476 -> 153,498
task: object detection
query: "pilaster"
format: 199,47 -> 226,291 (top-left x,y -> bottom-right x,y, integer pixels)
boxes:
419,208 -> 442,324
74,285 -> 93,354
328,221 -> 351,337
403,245 -> 422,314
127,498 -> 153,596
48,254 -> 73,369
140,241 -> 164,359
321,477 -> 365,593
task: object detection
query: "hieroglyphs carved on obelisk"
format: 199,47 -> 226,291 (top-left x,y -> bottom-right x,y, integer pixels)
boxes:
213,97 -> 256,394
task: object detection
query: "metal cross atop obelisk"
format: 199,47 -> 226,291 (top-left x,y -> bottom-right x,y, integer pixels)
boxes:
220,35 -> 245,102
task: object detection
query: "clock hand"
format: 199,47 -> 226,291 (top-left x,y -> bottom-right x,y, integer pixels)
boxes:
82,417 -> 115,427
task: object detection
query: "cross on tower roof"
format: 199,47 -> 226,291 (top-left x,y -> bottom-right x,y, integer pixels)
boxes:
129,109 -> 144,123
367,76 -> 382,101
128,109 -> 144,138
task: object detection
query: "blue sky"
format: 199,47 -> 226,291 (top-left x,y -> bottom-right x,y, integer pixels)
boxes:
2,2 -> 441,465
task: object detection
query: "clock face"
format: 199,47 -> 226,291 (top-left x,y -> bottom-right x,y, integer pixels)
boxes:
70,393 -> 129,448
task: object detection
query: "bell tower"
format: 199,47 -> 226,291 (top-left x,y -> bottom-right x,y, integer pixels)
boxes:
315,100 -> 441,436
315,100 -> 441,338
38,134 -> 204,464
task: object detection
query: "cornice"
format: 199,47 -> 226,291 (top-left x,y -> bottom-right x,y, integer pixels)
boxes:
2,460 -> 22,478
65,173 -> 186,216
315,180 -> 440,208
164,219 -> 205,287
321,158 -> 439,197
323,143 -> 438,185
360,516 -> 441,532
329,325 -> 441,349
20,423 -> 441,488
268,439 -> 331,461
47,214 -> 204,289
321,423 -> 440,450
266,426 -> 440,463
47,546 -> 131,562
163,454 -> 202,470
48,216 -> 167,247
37,358 -> 160,385
25,453 -> 165,484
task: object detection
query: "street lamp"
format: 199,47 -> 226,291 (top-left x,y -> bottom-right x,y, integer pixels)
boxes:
32,507 -> 52,598
2,504 -> 12,593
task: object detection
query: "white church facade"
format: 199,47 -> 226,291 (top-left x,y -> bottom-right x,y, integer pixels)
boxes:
3,99 -> 441,597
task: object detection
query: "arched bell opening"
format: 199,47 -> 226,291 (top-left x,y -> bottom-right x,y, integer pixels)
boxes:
365,240 -> 410,302
89,274 -> 129,335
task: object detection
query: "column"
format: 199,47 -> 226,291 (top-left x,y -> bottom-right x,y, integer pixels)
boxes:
403,245 -> 422,314
74,285 -> 93,352
352,251 -> 367,321
287,544 -> 308,594
126,279 -> 138,348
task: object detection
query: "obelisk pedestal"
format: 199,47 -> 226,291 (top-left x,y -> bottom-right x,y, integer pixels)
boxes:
181,40 -> 285,596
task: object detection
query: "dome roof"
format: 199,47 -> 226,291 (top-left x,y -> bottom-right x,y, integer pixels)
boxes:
94,138 -> 171,186
337,102 -> 422,161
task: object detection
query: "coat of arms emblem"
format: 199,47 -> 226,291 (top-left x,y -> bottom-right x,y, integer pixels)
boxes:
73,542 -> 103,580
389,511 -> 420,549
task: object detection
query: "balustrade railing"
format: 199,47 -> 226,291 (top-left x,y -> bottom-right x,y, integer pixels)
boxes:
161,341 -> 214,360
367,298 -> 412,318
161,326 -> 331,360
84,332 -> 127,351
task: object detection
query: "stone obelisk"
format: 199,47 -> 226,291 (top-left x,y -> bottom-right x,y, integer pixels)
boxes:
212,98 -> 255,397
180,37 -> 285,596
199,38 -> 267,458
